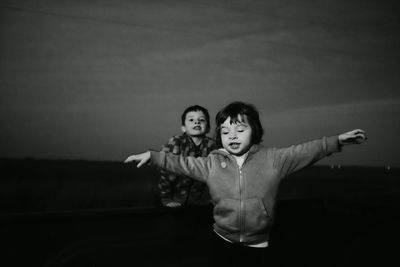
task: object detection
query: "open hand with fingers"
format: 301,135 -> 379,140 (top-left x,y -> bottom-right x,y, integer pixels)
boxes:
338,129 -> 367,146
124,151 -> 151,168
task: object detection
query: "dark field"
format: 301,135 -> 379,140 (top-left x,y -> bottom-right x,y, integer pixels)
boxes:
1,158 -> 400,266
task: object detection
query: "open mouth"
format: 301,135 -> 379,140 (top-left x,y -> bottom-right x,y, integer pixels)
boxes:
229,143 -> 240,149
193,126 -> 201,130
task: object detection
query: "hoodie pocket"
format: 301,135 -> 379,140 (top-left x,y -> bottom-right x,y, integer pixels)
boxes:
243,198 -> 271,233
213,198 -> 240,231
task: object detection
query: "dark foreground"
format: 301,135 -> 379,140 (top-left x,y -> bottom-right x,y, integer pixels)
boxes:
1,159 -> 400,266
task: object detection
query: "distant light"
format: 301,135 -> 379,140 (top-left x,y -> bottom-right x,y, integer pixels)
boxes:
330,164 -> 342,169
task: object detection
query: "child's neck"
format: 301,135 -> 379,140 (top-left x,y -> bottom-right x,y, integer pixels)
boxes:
219,148 -> 249,167
189,135 -> 204,146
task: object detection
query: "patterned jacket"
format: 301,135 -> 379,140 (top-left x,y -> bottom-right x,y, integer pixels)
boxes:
158,133 -> 216,207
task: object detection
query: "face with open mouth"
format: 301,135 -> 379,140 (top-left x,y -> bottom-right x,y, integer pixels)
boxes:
220,114 -> 253,156
181,111 -> 208,137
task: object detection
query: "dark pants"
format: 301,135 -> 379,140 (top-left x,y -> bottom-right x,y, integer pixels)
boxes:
169,204 -> 214,242
163,204 -> 215,264
209,232 -> 275,267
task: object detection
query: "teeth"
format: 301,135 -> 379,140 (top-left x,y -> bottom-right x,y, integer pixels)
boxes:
230,143 -> 240,149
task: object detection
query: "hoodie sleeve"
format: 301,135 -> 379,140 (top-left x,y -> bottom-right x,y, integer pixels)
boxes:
273,136 -> 341,178
150,151 -> 211,182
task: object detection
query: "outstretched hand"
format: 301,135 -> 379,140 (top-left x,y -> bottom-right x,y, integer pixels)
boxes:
338,129 -> 367,146
124,151 -> 151,168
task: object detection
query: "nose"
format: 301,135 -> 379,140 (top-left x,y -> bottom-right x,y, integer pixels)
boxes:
229,133 -> 238,140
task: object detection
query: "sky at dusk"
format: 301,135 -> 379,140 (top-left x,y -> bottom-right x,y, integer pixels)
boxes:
1,0 -> 399,167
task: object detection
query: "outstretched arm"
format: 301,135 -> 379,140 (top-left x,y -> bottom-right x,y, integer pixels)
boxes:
338,129 -> 367,146
124,151 -> 151,168
125,151 -> 210,182
274,129 -> 367,177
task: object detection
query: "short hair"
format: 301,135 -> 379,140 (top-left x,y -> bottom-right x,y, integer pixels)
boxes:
181,105 -> 211,133
215,101 -> 264,148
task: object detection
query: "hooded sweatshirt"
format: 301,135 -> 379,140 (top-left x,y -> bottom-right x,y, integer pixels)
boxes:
150,136 -> 341,245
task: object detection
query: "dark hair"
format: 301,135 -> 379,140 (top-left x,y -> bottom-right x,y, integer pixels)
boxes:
181,105 -> 211,133
215,101 -> 264,148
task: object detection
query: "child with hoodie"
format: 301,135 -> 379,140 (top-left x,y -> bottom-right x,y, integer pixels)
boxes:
125,101 -> 367,266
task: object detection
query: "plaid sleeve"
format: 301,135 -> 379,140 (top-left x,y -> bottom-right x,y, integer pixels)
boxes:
202,137 -> 217,156
158,136 -> 181,205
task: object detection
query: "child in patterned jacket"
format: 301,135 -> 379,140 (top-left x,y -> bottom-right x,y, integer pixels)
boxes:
158,105 -> 216,209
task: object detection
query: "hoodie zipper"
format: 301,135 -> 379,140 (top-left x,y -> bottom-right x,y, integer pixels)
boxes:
239,166 -> 244,242
227,151 -> 250,243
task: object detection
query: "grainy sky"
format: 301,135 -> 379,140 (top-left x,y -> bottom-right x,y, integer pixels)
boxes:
1,0 -> 399,167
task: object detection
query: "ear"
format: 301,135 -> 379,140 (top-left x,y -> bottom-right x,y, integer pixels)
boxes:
181,126 -> 186,133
